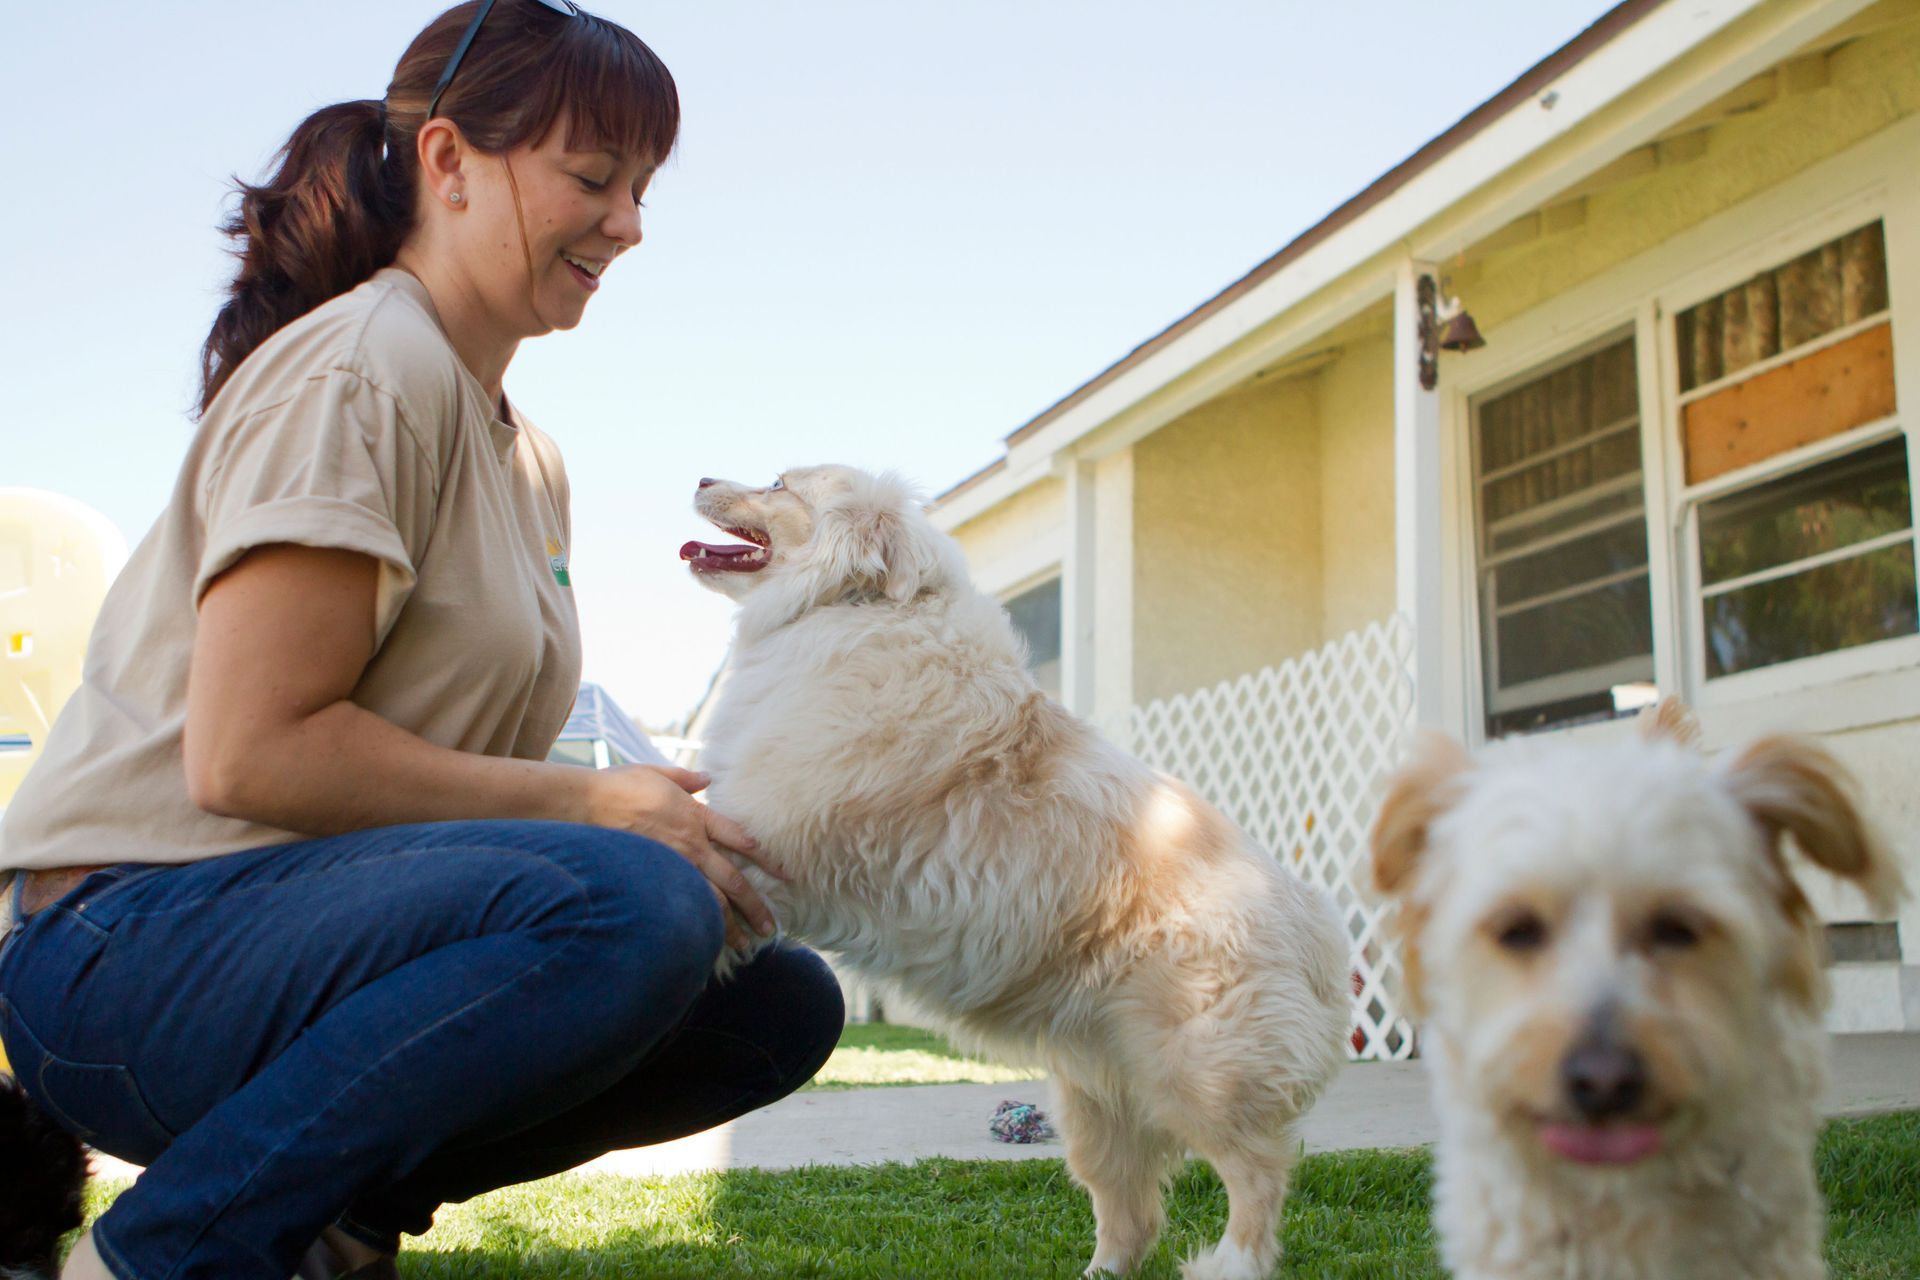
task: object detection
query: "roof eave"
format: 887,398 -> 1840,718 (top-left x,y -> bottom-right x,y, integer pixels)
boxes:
933,0 -> 1873,528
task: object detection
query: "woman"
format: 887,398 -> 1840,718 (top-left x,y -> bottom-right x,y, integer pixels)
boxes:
0,4 -> 843,1277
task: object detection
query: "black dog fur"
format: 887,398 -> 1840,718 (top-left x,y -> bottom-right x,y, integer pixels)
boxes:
0,1072 -> 88,1279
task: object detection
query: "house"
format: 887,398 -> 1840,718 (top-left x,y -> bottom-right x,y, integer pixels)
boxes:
932,0 -> 1920,1050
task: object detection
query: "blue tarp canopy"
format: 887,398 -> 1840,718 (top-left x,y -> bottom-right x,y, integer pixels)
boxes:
555,682 -> 669,767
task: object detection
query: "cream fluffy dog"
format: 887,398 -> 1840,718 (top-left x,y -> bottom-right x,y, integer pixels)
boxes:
681,465 -> 1349,1279
1368,701 -> 1906,1280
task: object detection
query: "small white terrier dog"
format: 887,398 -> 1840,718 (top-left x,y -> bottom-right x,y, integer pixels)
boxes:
1368,700 -> 1906,1280
682,465 -> 1350,1279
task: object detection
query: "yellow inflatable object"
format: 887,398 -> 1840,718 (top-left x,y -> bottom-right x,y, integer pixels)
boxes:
0,488 -> 126,806
1,489 -> 126,1077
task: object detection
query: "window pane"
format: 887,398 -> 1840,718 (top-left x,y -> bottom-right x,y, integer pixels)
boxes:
1676,222 -> 1888,391
1699,438 -> 1911,586
1483,427 -> 1641,526
1004,578 -> 1062,697
1704,542 -> 1917,678
1473,334 -> 1650,736
1489,484 -> 1641,554
1494,519 -> 1649,609
1496,577 -> 1654,689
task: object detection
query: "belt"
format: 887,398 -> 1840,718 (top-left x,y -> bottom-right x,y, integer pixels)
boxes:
17,864 -> 113,917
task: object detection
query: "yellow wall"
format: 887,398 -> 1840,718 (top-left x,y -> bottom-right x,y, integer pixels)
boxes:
948,475 -> 1065,591
1132,374 -> 1322,702
1316,333 -> 1397,639
1456,13 -> 1920,329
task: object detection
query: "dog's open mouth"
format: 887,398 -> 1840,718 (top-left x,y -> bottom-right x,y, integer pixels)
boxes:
680,524 -> 772,574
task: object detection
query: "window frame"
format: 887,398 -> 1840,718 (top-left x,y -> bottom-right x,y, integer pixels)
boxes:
1654,200 -> 1920,708
1464,326 -> 1658,735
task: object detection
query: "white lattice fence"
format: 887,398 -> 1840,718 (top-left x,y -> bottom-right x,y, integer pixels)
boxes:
1125,615 -> 1418,1060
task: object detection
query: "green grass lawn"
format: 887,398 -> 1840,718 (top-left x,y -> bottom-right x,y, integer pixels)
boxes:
802,1022 -> 1047,1091
80,1112 -> 1919,1278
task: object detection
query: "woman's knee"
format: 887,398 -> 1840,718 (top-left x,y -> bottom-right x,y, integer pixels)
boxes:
748,945 -> 846,1082
483,824 -> 724,991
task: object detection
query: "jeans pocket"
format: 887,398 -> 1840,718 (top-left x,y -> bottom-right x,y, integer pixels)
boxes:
54,863 -> 171,932
0,997 -> 176,1163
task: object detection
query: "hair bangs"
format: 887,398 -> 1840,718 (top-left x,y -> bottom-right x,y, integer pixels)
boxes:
543,15 -> 680,168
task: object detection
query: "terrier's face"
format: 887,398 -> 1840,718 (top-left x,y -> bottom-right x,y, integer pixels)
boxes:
1370,706 -> 1901,1170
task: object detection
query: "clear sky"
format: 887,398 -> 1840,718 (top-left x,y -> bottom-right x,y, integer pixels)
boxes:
4,1 -> 1603,729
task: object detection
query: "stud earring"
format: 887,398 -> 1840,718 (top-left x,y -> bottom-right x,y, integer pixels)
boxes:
449,191 -> 464,205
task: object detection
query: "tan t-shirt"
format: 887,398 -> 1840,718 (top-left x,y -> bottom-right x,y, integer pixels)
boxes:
0,268 -> 582,872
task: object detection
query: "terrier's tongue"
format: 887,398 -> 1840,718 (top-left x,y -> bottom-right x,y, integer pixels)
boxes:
1539,1124 -> 1662,1164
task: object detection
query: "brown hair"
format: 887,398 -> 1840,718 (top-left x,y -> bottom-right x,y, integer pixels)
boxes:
197,0 -> 678,415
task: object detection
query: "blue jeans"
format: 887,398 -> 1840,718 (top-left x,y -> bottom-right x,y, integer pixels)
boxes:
0,820 -> 844,1279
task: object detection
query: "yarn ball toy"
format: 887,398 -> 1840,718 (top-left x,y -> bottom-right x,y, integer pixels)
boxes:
988,1099 -> 1058,1144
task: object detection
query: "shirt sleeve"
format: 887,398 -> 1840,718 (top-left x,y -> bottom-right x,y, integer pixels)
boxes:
194,368 -> 440,646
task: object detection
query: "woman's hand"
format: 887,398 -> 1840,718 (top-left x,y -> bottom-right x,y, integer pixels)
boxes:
581,764 -> 787,951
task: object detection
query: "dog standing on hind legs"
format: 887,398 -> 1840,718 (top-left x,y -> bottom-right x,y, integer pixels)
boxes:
682,465 -> 1351,1278
1368,699 -> 1907,1280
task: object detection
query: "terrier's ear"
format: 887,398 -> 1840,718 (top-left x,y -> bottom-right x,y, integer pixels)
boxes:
1370,731 -> 1474,898
1720,735 -> 1906,917
1636,696 -> 1702,748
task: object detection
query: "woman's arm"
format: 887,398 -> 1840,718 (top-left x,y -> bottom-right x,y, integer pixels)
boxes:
185,542 -> 775,945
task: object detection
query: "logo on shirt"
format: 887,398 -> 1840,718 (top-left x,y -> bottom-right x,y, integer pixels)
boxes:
547,538 -> 571,588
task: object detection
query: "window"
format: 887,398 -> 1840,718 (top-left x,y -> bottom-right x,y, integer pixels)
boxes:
1675,222 -> 1912,683
1471,335 -> 1656,737
1004,577 -> 1062,697
1697,439 -> 1915,677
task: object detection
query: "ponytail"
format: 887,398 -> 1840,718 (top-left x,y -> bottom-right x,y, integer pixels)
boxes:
197,100 -> 411,416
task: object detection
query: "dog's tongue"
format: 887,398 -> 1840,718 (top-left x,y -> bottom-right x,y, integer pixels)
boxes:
679,540 -> 769,573
1539,1123 -> 1663,1165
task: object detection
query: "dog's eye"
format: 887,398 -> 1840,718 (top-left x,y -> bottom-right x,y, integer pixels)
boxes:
1647,911 -> 1700,950
1494,912 -> 1548,953
768,477 -> 785,491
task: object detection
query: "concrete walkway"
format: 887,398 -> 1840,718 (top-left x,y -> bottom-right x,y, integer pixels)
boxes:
579,1031 -> 1920,1179
89,1033 -> 1919,1184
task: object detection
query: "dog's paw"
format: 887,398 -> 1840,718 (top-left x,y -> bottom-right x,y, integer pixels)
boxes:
1179,1239 -> 1274,1280
710,934 -> 779,982
710,946 -> 749,982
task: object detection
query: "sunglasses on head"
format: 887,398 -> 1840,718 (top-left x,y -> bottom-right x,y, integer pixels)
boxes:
428,0 -> 582,121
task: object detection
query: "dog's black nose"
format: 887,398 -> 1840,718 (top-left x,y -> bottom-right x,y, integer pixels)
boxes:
1562,1043 -> 1648,1120
698,477 -> 717,489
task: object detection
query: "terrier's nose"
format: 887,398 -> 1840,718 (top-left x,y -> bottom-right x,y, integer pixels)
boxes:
1562,1043 -> 1648,1120
698,477 -> 717,489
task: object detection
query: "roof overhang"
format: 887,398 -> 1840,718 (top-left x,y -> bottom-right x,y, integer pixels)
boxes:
931,0 -> 1882,531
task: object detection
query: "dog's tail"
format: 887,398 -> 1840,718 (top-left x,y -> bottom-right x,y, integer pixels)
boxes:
0,1072 -> 89,1279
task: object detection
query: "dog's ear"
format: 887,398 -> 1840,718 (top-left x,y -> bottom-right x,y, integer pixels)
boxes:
808,471 -> 951,604
1719,735 -> 1905,917
742,471 -> 957,636
1369,731 -> 1474,898
1636,695 -> 1702,748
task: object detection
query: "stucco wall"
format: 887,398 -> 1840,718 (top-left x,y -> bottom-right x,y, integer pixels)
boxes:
947,475 -> 1065,596
1458,15 -> 1920,330
1316,334 -> 1398,639
1132,375 -> 1322,702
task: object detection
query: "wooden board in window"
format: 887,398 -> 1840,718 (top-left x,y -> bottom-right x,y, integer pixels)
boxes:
1682,322 -> 1896,485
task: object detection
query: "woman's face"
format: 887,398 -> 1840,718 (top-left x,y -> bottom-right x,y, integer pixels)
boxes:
452,123 -> 656,339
